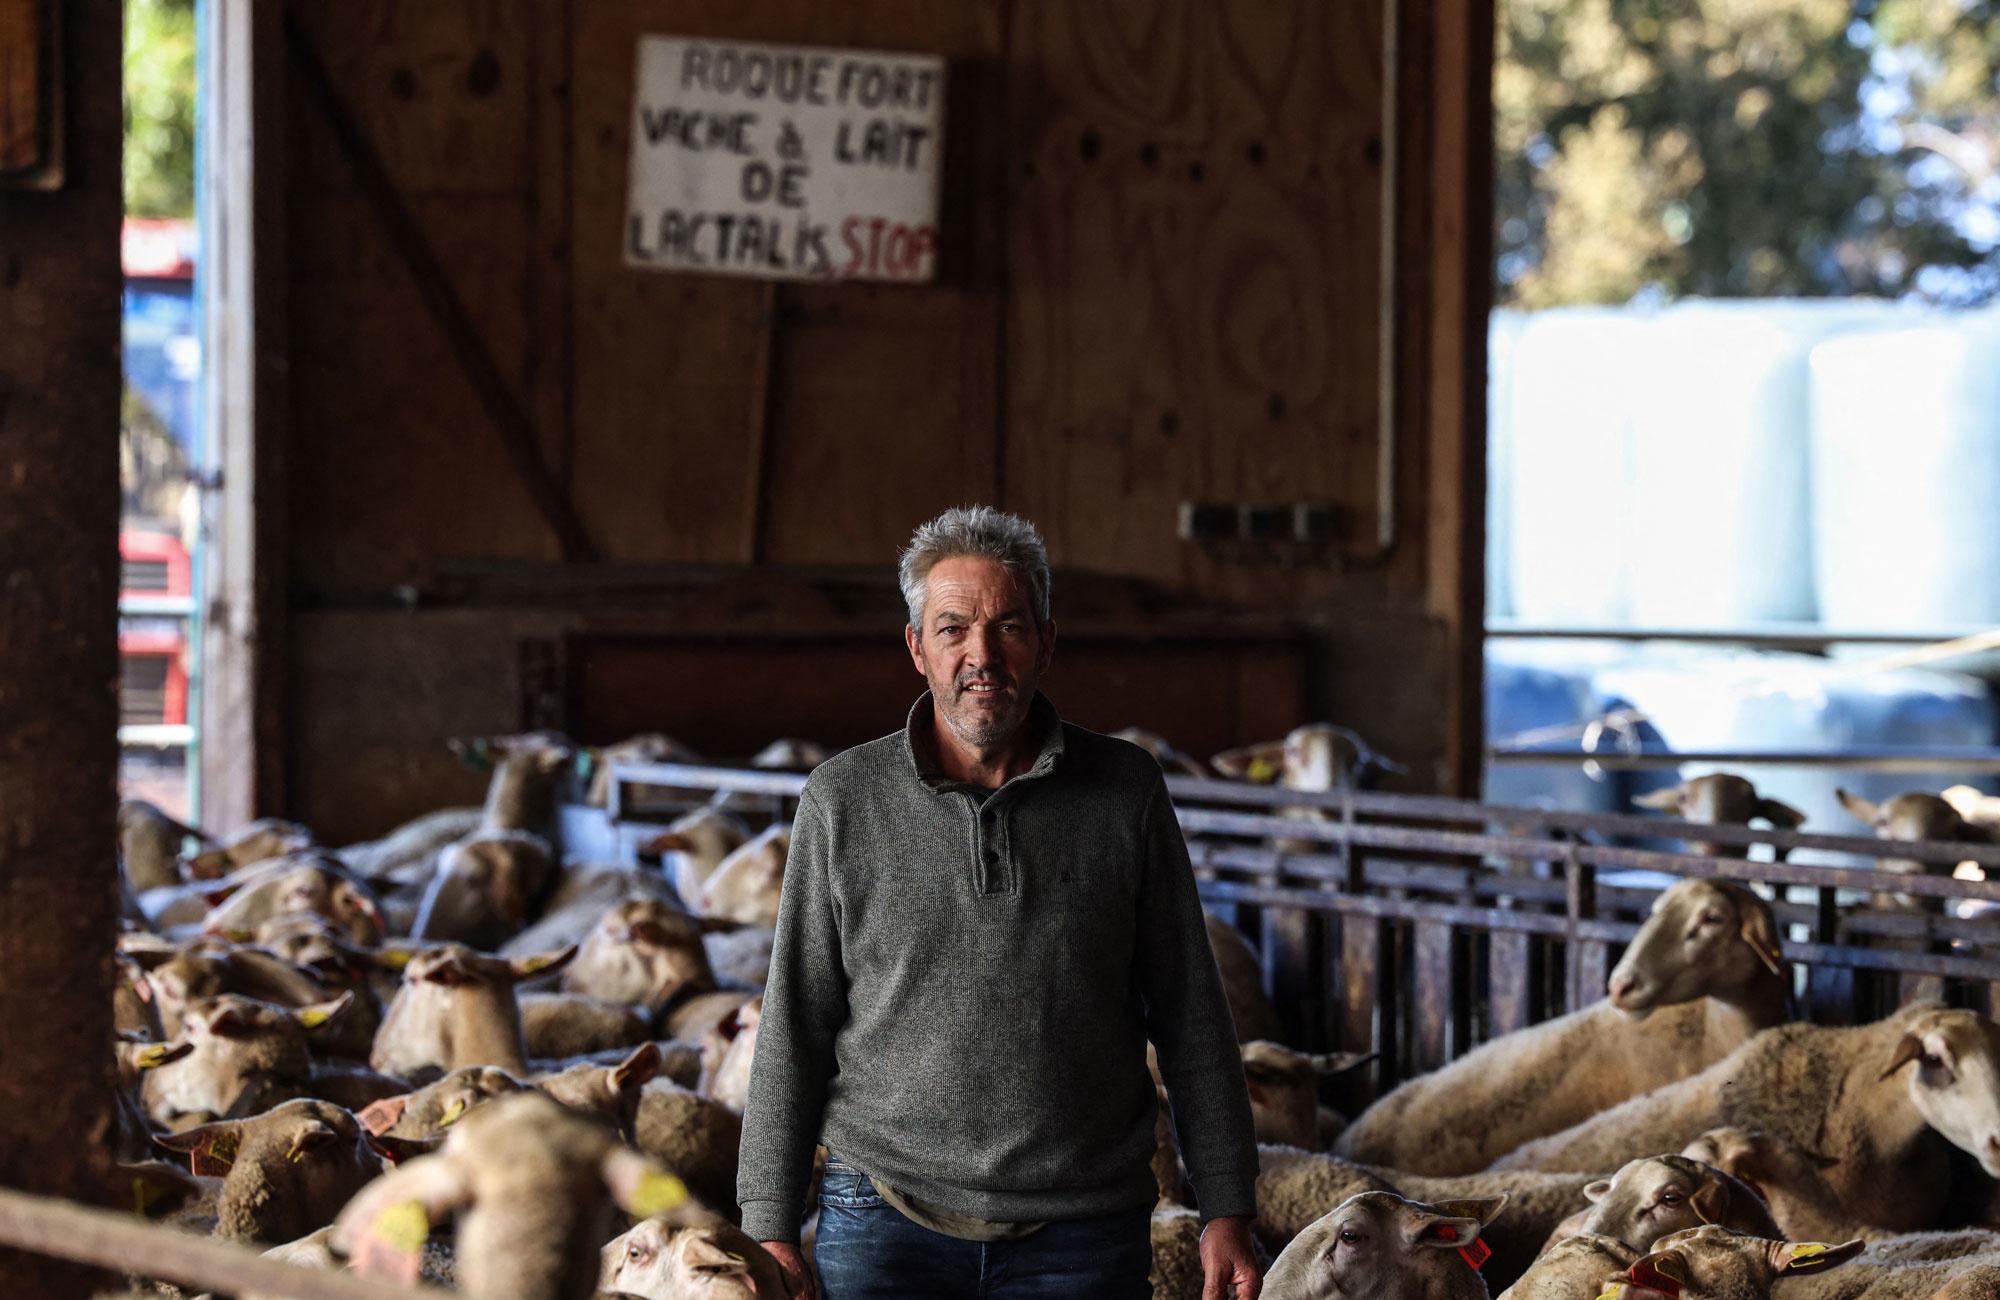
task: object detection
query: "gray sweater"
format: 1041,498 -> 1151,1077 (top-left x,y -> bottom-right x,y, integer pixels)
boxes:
736,693 -> 1259,1242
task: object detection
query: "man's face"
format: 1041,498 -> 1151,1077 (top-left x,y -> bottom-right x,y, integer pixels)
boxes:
904,555 -> 1056,752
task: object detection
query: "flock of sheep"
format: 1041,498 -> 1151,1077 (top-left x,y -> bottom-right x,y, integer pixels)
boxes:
87,722 -> 2000,1299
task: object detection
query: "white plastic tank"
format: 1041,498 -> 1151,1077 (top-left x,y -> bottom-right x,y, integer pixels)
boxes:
1810,311 -> 2000,630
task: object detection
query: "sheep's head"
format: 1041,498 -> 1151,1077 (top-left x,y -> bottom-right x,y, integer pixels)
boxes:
156,1098 -> 384,1244
201,855 -> 384,946
1265,1191 -> 1506,1300
1239,1041 -> 1373,1150
1838,789 -> 1992,878
181,818 -> 315,881
696,826 -> 791,928
1110,727 -> 1210,778
1603,1225 -> 1863,1300
150,992 -> 351,1118
535,1042 -> 662,1139
1212,724 -> 1399,792
357,1065 -> 526,1140
565,898 -> 715,1014
599,1215 -> 785,1298
138,944 -> 339,1037
1632,774 -> 1804,857
411,830 -> 554,949
1880,1006 -> 2000,1176
1608,879 -> 1782,1017
1575,1155 -> 1779,1251
1508,1233 -> 1641,1299
698,997 -> 763,1110
368,942 -> 575,1080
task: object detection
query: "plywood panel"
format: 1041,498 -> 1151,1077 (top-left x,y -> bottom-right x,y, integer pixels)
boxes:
1005,0 -> 1387,595
567,1 -> 1004,566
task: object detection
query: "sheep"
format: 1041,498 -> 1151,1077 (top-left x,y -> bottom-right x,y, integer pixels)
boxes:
181,818 -> 316,881
639,807 -> 751,909
697,996 -> 759,1110
1241,1040 -> 1373,1149
1606,1225 -> 1892,1300
130,941 -> 345,1043
1495,1232 -> 1641,1299
235,1224 -> 457,1295
1492,1004 -> 2000,1237
1631,774 -> 1806,857
1837,789 -> 1996,909
369,942 -> 576,1080
1111,727 -> 1212,778
115,952 -> 163,1039
1148,1205 -> 1208,1300
119,799 -> 208,891
331,1089 -> 701,1299
454,729 -> 577,838
499,863 -> 684,959
1263,1190 -> 1506,1300
1207,913 -> 1285,1044
1337,877 -> 1789,1175
113,1037 -> 191,1161
140,992 -> 353,1127
407,828 -> 557,949
198,854 -> 385,947
151,1098 -> 385,1244
707,738 -> 837,813
633,1079 -> 745,1223
357,1066 -> 528,1140
533,1042 -> 663,1139
1212,723 -> 1404,792
693,824 -> 790,928
1543,1155 -> 1780,1255
561,898 -> 719,1017
703,922 -> 775,989
335,806 -> 483,887
519,992 -> 654,1059
1255,1144 -> 1597,1291
584,732 -> 703,811
597,1214 -> 789,1298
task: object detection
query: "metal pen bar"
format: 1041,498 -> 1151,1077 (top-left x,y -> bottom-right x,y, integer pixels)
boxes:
1487,748 -> 2000,773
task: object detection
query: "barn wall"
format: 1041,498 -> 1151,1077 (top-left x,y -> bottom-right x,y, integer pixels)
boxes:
268,0 -> 1489,842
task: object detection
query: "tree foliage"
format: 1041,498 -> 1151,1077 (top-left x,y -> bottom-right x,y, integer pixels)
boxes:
125,0 -> 197,219
1498,0 -> 2000,306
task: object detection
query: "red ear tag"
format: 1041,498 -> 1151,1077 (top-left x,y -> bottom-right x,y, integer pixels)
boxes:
1457,1238 -> 1493,1271
1628,1259 -> 1683,1297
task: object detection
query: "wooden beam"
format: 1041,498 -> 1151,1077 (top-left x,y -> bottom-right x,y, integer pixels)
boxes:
283,6 -> 599,564
0,0 -> 121,1291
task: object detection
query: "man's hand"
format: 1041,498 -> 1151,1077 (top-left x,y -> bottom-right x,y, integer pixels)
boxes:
758,1240 -> 816,1299
1199,1215 -> 1263,1300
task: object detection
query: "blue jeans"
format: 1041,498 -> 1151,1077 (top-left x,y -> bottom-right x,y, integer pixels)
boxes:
814,1155 -> 1154,1299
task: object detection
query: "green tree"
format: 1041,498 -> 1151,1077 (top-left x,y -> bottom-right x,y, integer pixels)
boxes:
1498,0 -> 2000,306
124,0 -> 196,218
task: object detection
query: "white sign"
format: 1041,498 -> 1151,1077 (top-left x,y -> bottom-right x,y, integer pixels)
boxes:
625,36 -> 946,284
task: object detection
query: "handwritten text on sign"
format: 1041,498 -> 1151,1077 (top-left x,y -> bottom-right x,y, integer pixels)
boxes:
625,37 -> 946,284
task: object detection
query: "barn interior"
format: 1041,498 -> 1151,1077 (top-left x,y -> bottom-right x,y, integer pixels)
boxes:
9,0 -> 2000,1295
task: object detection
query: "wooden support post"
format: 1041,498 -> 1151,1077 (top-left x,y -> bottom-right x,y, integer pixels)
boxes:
1487,929 -> 1531,1038
1341,917 -> 1388,1107
0,1 -> 122,1291
1564,849 -> 1604,1012
1412,921 -> 1455,1071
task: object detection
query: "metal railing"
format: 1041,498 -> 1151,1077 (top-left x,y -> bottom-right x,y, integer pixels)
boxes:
591,761 -> 2000,1107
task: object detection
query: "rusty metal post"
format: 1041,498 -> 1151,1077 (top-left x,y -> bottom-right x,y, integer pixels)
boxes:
0,0 -> 124,1292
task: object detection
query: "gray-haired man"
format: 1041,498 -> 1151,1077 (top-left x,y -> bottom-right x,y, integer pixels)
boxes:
740,506 -> 1263,1299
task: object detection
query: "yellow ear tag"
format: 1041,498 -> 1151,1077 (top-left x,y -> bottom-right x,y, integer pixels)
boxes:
1596,1288 -> 1629,1300
381,949 -> 413,970
438,1097 -> 467,1128
299,1005 -> 336,1029
1788,1243 -> 1833,1271
1246,757 -> 1280,783
375,1200 -> 430,1253
132,1176 -> 159,1216
223,929 -> 254,943
520,953 -> 561,974
136,1044 -> 173,1070
629,1169 -> 690,1218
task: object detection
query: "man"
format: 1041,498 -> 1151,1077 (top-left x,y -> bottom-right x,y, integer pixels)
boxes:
739,506 -> 1263,1299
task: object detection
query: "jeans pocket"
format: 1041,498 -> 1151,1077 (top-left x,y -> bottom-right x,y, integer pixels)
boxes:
818,1156 -> 885,1209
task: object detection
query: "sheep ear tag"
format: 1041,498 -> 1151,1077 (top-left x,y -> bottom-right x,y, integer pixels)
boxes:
351,1199 -> 427,1285
1628,1253 -> 1686,1297
438,1097 -> 467,1128
1429,1223 -> 1491,1272
629,1169 -> 691,1217
189,1130 -> 239,1178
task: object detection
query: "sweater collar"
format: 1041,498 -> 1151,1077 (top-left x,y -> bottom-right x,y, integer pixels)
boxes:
903,690 -> 1065,793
